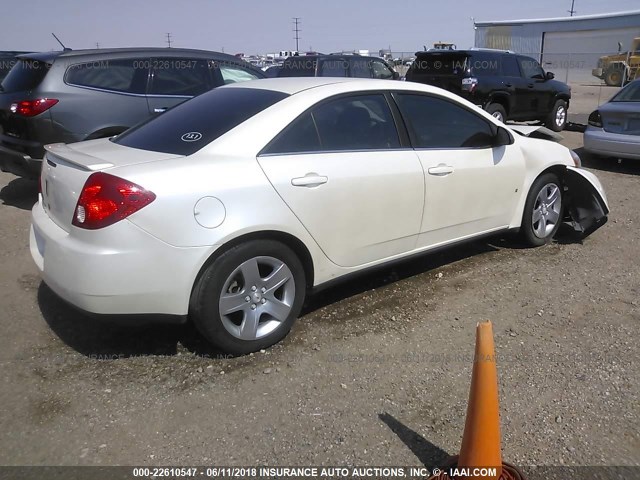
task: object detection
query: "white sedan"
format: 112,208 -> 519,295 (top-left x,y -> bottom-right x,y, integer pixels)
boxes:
30,78 -> 609,353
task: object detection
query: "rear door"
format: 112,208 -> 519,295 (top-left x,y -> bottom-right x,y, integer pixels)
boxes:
60,58 -> 150,138
146,58 -> 215,114
257,93 -> 424,267
393,92 -> 525,247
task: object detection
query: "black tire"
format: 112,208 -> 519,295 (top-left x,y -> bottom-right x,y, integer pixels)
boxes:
604,67 -> 623,87
191,240 -> 306,354
521,173 -> 563,247
485,103 -> 507,123
545,100 -> 568,132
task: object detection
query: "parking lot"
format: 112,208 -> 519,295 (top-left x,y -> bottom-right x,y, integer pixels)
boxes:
0,83 -> 638,469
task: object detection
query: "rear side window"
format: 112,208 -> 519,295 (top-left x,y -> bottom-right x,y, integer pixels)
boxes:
148,58 -> 212,96
501,55 -> 521,77
278,58 -> 316,77
114,87 -> 288,155
66,59 -> 146,93
264,94 -> 400,154
350,58 -> 371,78
319,58 -> 348,77
395,94 -> 495,149
468,54 -> 500,77
1,59 -> 51,93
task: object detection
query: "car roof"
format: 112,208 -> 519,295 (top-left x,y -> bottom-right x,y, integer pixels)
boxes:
17,47 -> 248,64
223,77 -> 456,96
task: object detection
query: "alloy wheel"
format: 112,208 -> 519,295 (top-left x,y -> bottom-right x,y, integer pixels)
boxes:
532,183 -> 562,239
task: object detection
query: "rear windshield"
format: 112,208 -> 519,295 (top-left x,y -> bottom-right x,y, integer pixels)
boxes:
113,87 -> 289,155
611,81 -> 640,102
412,53 -> 469,76
0,59 -> 51,93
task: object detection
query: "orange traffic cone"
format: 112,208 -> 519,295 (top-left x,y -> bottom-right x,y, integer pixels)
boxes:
428,321 -> 526,480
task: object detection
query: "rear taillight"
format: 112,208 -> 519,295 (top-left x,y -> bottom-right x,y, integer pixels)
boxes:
10,98 -> 58,117
588,110 -> 602,128
461,77 -> 478,93
72,172 -> 156,230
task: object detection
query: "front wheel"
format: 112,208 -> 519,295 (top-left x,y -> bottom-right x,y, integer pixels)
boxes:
521,173 -> 563,247
191,240 -> 306,354
545,100 -> 568,132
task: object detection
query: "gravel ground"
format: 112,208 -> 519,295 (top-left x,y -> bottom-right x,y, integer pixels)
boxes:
0,130 -> 638,470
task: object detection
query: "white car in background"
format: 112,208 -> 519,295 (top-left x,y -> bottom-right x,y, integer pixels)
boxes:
30,78 -> 609,354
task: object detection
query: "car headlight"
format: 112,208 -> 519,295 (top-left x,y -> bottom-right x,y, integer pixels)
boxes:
570,150 -> 582,168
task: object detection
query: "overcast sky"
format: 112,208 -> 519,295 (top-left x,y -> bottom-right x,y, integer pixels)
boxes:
1,0 -> 638,55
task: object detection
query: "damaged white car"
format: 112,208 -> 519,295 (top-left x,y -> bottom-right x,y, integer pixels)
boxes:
30,78 -> 608,353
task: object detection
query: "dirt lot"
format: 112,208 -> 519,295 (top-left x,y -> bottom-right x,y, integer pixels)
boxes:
0,125 -> 638,469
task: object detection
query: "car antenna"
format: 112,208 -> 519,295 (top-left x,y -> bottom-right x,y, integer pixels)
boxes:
52,33 -> 72,51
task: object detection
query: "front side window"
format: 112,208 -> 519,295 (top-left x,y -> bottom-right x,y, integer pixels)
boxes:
66,59 -> 145,93
371,59 -> 394,79
264,94 -> 400,154
395,94 -> 495,149
219,64 -> 261,84
518,56 -> 545,79
148,58 -> 212,96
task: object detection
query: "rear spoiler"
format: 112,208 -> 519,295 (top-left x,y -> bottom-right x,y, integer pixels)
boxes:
509,125 -> 563,142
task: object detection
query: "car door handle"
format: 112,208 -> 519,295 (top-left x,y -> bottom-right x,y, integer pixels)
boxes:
154,107 -> 168,113
503,82 -> 513,88
291,173 -> 328,187
428,165 -> 454,176
527,84 -> 535,88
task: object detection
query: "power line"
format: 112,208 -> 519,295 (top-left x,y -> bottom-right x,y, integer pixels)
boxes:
292,17 -> 301,52
166,32 -> 172,48
568,0 -> 577,16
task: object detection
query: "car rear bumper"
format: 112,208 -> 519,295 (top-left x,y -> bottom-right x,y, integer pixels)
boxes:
30,200 -> 215,318
0,142 -> 42,178
584,127 -> 640,160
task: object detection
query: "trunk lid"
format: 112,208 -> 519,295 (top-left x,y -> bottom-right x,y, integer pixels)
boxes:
41,139 -> 182,232
600,102 -> 640,136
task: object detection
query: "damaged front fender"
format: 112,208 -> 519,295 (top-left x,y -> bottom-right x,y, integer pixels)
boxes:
563,166 -> 609,236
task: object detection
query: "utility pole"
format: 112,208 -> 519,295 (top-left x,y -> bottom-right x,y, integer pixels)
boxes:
292,17 -> 301,52
95,42 -> 100,49
166,33 -> 173,48
568,0 -> 576,16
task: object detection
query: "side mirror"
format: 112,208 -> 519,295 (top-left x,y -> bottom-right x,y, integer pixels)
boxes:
392,71 -> 400,80
545,71 -> 555,80
493,126 -> 513,146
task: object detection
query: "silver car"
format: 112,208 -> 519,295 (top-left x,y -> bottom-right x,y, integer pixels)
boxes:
584,79 -> 640,160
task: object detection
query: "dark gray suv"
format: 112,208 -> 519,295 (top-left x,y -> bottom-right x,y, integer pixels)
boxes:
0,48 -> 264,178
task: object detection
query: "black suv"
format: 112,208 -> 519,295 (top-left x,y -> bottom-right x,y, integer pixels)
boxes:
277,54 -> 400,80
405,49 -> 571,131
0,48 -> 264,178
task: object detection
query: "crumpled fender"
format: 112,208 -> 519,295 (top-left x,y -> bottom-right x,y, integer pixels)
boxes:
564,166 -> 609,235
509,125 -> 565,142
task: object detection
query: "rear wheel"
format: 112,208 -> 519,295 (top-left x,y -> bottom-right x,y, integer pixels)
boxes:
191,240 -> 306,354
485,103 -> 507,123
545,100 -> 567,132
521,173 -> 563,247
